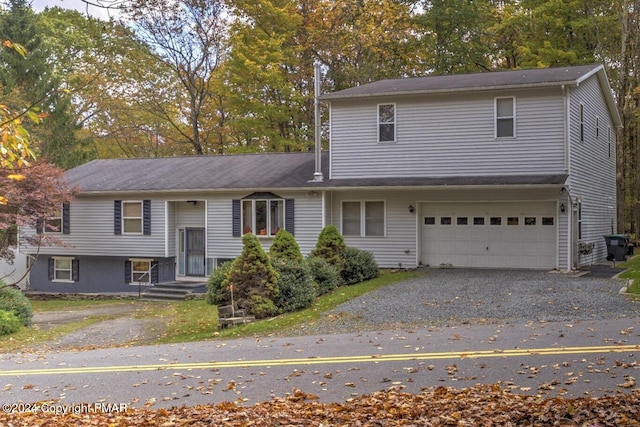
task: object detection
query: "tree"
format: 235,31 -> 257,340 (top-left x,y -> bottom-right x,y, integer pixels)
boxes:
0,0 -> 94,169
122,0 -> 229,155
311,224 -> 346,273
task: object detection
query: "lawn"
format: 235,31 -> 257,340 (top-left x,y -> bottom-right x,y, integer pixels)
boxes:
616,254 -> 640,295
0,269 -> 422,351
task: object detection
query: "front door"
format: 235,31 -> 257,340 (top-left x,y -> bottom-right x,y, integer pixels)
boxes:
186,228 -> 206,276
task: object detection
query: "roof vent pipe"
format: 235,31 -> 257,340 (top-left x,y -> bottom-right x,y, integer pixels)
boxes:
311,63 -> 324,182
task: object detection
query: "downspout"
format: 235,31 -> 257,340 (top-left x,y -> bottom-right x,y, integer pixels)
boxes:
312,64 -> 325,182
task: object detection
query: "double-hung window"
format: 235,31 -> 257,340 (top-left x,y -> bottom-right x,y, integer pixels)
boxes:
378,104 -> 396,143
495,97 -> 515,138
342,201 -> 385,237
122,201 -> 143,234
45,208 -> 62,234
242,199 -> 284,237
48,256 -> 78,283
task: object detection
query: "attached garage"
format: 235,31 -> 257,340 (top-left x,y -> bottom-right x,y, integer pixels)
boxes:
420,202 -> 557,269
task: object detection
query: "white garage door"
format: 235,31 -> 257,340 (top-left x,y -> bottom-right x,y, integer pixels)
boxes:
420,202 -> 557,269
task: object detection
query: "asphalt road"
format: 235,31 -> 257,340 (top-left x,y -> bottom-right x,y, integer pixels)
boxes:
1,316 -> 639,410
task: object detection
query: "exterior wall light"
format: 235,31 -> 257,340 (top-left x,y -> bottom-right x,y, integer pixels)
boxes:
408,205 -> 415,213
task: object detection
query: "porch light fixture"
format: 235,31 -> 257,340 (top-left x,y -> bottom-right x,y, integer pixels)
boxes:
408,205 -> 415,213
560,203 -> 565,213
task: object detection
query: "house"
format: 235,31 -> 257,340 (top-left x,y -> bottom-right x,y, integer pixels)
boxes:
22,63 -> 621,293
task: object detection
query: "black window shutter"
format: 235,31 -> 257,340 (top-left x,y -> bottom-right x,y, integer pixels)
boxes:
114,200 -> 122,235
48,258 -> 54,280
151,260 -> 158,284
143,200 -> 151,235
62,203 -> 70,234
72,259 -> 80,282
124,260 -> 131,283
285,199 -> 295,235
36,218 -> 43,235
232,199 -> 241,237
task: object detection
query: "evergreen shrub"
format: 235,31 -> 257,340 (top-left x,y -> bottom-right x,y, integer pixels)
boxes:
273,258 -> 316,313
0,284 -> 33,326
307,256 -> 339,296
0,309 -> 21,336
341,247 -> 380,285
310,225 -> 346,273
206,260 -> 234,305
269,229 -> 303,264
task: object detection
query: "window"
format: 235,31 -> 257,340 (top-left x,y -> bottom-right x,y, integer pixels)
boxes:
608,127 -> 612,158
131,259 -> 151,284
242,199 -> 284,237
457,217 -> 468,225
578,201 -> 583,239
123,201 -> 143,234
507,217 -> 519,225
542,217 -> 554,226
579,104 -> 584,142
424,217 -> 436,225
473,217 -> 485,225
342,201 -> 385,237
378,104 -> 396,143
232,196 -> 293,237
45,208 -> 62,234
48,257 -> 78,283
595,116 -> 599,139
525,217 -> 536,225
40,203 -> 70,235
490,217 -> 502,225
440,217 -> 452,225
495,97 -> 515,138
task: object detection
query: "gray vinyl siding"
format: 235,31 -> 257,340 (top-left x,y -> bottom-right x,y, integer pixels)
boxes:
328,188 -> 562,268
567,76 -> 618,266
329,88 -> 567,179
206,191 -> 325,265
23,196 -> 167,257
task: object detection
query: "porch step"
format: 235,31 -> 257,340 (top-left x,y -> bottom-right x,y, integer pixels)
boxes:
141,281 -> 207,301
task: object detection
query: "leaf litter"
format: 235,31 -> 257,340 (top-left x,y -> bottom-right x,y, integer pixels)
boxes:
1,384 -> 638,426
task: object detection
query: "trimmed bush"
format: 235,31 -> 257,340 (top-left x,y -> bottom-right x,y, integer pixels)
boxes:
269,229 -> 303,264
223,233 -> 279,319
273,258 -> 316,314
0,284 -> 33,326
307,256 -> 339,296
206,260 -> 234,305
0,309 -> 21,336
310,225 -> 346,272
341,247 -> 380,285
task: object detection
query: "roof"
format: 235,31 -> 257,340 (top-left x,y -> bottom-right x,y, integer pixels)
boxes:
65,150 -> 567,194
325,174 -> 568,188
320,64 -> 604,99
65,152 -> 329,193
320,63 -> 621,128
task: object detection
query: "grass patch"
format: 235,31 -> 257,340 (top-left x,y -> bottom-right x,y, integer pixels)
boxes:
617,255 -> 640,295
30,299 -> 138,312
156,269 -> 422,342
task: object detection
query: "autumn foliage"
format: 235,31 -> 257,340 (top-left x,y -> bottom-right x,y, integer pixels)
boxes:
1,385 -> 638,426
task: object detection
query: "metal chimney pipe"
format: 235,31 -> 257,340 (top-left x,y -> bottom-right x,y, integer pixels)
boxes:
312,64 -> 324,182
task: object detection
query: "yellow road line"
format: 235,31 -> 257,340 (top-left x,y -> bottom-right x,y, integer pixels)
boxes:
1,344 -> 637,377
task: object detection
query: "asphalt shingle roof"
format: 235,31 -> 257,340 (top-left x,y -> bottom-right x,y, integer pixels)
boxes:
320,64 -> 603,99
65,152 -> 329,193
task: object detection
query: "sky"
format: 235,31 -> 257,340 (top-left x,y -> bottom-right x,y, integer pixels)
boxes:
30,0 -> 120,20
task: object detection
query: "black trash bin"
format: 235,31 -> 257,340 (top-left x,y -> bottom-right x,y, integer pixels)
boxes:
604,234 -> 630,262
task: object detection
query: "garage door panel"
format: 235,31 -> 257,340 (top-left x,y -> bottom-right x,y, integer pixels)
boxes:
420,202 -> 556,269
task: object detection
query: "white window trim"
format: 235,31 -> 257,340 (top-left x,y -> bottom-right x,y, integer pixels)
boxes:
242,198 -> 285,238
52,256 -> 74,283
495,96 -> 516,138
122,200 -> 143,235
341,200 -> 386,237
130,258 -> 152,285
44,206 -> 63,234
377,103 -> 396,143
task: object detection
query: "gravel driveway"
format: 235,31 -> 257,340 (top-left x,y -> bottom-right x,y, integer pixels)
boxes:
297,268 -> 640,335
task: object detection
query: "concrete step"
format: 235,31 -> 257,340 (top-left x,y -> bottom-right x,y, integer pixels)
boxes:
141,281 -> 207,301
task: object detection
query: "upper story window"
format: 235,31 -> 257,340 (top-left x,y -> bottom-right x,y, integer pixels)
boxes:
44,208 -> 63,234
123,201 -> 143,234
114,200 -> 151,235
580,104 -> 585,142
242,199 -> 284,237
40,203 -> 70,235
342,200 -> 385,237
495,97 -> 515,138
378,103 -> 396,143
